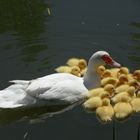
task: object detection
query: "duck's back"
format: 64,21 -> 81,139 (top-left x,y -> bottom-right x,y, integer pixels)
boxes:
0,73 -> 88,108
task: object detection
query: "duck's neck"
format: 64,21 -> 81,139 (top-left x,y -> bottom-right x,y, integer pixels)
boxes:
83,61 -> 101,90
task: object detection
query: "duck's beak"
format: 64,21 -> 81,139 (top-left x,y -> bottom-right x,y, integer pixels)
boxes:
101,55 -> 121,68
111,60 -> 121,68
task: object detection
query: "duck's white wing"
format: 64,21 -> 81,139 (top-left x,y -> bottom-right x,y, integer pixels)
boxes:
26,73 -> 88,103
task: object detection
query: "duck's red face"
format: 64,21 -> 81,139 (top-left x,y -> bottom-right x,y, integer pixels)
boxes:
101,54 -> 121,68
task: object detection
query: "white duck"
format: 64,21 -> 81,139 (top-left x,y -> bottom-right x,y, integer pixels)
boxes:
0,51 -> 121,108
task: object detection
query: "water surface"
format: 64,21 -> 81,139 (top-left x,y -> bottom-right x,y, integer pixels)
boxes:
0,0 -> 140,140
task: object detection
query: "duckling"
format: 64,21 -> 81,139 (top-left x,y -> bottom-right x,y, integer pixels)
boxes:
83,96 -> 102,111
115,80 -> 138,94
87,84 -> 115,98
114,96 -> 133,120
66,58 -> 87,70
55,66 -> 81,77
86,88 -> 104,98
101,77 -> 118,87
116,74 -> 129,87
102,70 -> 113,78
133,70 -> 140,82
131,91 -> 140,112
96,65 -> 106,77
55,66 -> 72,73
83,92 -> 110,111
128,79 -> 139,89
127,73 -> 134,81
117,67 -> 129,78
70,66 -> 81,77
109,68 -> 120,78
112,86 -> 135,103
104,84 -> 115,97
115,85 -> 130,93
78,59 -> 87,70
96,98 -> 114,122
66,58 -> 80,66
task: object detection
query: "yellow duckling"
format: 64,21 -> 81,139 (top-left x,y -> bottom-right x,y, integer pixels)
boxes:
127,73 -> 134,81
131,91 -> 140,112
101,77 -> 118,87
70,66 -> 81,77
55,66 -> 81,77
87,84 -> 115,98
96,98 -> 114,122
114,96 -> 133,120
102,70 -> 113,78
83,96 -> 102,111
115,80 -> 138,94
117,67 -> 129,78
128,79 -> 139,89
115,84 -> 130,93
66,58 -> 87,70
83,92 -> 110,111
55,66 -> 72,73
96,65 -> 106,77
116,74 -> 129,87
112,86 -> 135,103
104,84 -> 115,97
78,59 -> 87,70
109,68 -> 120,78
133,70 -> 140,82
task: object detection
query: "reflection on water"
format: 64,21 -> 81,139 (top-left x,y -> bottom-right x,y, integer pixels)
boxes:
0,0 -> 50,63
0,102 -> 80,126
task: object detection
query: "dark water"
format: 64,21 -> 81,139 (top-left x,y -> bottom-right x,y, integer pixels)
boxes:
0,0 -> 140,139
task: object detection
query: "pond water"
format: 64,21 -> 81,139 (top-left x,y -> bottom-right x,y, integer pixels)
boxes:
0,0 -> 140,139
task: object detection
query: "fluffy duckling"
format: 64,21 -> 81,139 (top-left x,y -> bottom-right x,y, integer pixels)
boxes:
96,65 -> 106,77
70,66 -> 81,77
116,74 -> 129,87
83,92 -> 110,110
55,66 -> 72,73
127,73 -> 134,81
104,84 -> 115,97
109,68 -> 120,78
131,91 -> 140,112
78,59 -> 87,70
115,85 -> 130,93
66,58 -> 80,66
117,67 -> 129,78
133,70 -> 140,82
55,66 -> 81,77
102,70 -> 113,78
83,96 -> 102,111
128,80 -> 139,89
115,80 -> 138,94
96,98 -> 114,122
101,77 -> 118,87
114,96 -> 133,120
87,84 -> 115,98
66,58 -> 87,70
112,86 -> 135,103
